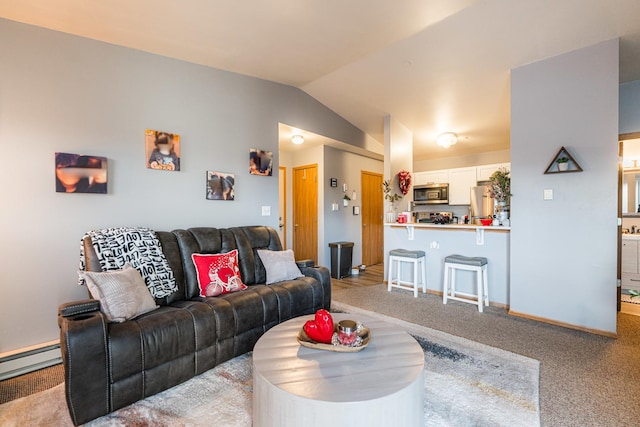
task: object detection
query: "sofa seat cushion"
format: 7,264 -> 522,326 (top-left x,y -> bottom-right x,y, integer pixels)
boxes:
169,300 -> 218,375
107,306 -> 196,387
267,276 -> 325,320
200,286 -> 279,363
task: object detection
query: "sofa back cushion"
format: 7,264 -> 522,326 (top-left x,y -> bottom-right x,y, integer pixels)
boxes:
155,231 -> 187,304
173,226 -> 282,299
84,225 -> 284,302
229,226 -> 282,285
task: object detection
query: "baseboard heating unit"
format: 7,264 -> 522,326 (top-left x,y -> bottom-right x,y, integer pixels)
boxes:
0,340 -> 61,380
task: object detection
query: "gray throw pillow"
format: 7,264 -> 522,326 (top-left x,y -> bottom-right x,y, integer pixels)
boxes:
79,264 -> 158,322
257,249 -> 304,284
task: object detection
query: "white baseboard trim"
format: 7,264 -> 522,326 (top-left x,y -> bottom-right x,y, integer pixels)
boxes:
0,340 -> 61,380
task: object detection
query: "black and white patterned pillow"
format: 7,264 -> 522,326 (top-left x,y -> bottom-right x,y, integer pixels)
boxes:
79,227 -> 177,299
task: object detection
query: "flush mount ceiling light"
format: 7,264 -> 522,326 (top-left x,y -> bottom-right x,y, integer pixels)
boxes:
437,132 -> 458,148
291,134 -> 304,145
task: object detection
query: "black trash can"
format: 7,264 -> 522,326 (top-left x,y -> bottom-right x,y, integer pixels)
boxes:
328,241 -> 354,279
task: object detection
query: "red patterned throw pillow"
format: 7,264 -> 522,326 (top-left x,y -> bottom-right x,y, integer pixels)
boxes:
191,250 -> 247,297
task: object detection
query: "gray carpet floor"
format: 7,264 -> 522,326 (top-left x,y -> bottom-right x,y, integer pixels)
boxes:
332,284 -> 640,427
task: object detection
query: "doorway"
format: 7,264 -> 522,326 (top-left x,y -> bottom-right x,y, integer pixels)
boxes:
278,166 -> 286,248
293,164 -> 318,262
361,171 -> 384,266
620,133 -> 640,316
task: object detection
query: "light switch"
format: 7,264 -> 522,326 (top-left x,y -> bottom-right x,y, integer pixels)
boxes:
261,206 -> 271,216
543,189 -> 553,200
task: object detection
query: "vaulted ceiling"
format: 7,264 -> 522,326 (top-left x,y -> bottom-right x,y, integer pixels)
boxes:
2,0 -> 639,161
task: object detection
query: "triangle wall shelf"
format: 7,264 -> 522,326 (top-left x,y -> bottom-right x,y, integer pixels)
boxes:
544,146 -> 583,174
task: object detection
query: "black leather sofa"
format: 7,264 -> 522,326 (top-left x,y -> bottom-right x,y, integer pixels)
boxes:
58,226 -> 331,425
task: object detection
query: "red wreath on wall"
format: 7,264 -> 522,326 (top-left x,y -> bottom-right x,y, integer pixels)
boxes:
398,170 -> 412,196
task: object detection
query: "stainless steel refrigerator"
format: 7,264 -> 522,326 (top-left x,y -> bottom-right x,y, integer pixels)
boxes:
470,183 -> 494,224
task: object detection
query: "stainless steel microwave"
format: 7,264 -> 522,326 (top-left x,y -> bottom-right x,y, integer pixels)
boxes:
413,183 -> 449,205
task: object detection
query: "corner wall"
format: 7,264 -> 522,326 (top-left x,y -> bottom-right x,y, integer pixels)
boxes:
620,80 -> 640,134
510,39 -> 619,334
0,18 -> 368,352
323,146 -> 384,267
383,115 -> 413,277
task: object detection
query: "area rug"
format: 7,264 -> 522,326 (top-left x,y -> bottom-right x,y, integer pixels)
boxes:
332,301 -> 540,427
0,303 -> 540,427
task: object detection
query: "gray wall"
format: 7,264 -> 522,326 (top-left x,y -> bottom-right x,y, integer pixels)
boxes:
0,19 -> 367,353
510,39 -> 619,334
323,146 -> 384,267
620,80 -> 640,134
384,115 -> 413,210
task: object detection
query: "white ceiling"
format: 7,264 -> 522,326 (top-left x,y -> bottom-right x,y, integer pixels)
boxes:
2,0 -> 639,161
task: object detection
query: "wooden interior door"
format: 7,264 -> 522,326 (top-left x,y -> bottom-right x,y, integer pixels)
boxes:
293,164 -> 318,262
361,171 -> 384,266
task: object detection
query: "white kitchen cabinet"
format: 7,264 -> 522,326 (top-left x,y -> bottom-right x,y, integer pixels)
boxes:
448,167 -> 477,205
622,236 -> 640,290
477,163 -> 510,182
414,170 -> 449,186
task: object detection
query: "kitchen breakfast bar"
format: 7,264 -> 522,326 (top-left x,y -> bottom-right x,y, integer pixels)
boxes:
385,223 -> 511,307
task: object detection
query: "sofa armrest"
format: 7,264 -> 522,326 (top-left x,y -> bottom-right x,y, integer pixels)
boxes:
295,259 -> 315,268
298,264 -> 332,310
58,301 -> 110,425
59,299 -> 101,317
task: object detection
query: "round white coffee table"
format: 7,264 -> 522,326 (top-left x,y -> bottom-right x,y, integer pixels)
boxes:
252,313 -> 425,427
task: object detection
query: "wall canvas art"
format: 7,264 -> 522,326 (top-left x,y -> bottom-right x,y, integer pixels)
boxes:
145,129 -> 181,171
249,148 -> 273,176
206,171 -> 235,200
55,152 -> 108,194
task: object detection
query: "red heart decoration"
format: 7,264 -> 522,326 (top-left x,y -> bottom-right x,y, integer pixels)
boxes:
398,170 -> 412,196
303,309 -> 334,344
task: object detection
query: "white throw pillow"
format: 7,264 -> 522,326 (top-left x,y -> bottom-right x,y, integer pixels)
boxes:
257,249 -> 304,285
79,264 -> 158,322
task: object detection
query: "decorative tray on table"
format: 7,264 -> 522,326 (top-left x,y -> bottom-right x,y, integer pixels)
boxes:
297,321 -> 370,352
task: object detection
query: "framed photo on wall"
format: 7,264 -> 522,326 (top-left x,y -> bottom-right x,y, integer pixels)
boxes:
249,148 -> 273,176
145,129 -> 181,171
55,152 -> 108,194
206,171 -> 235,200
